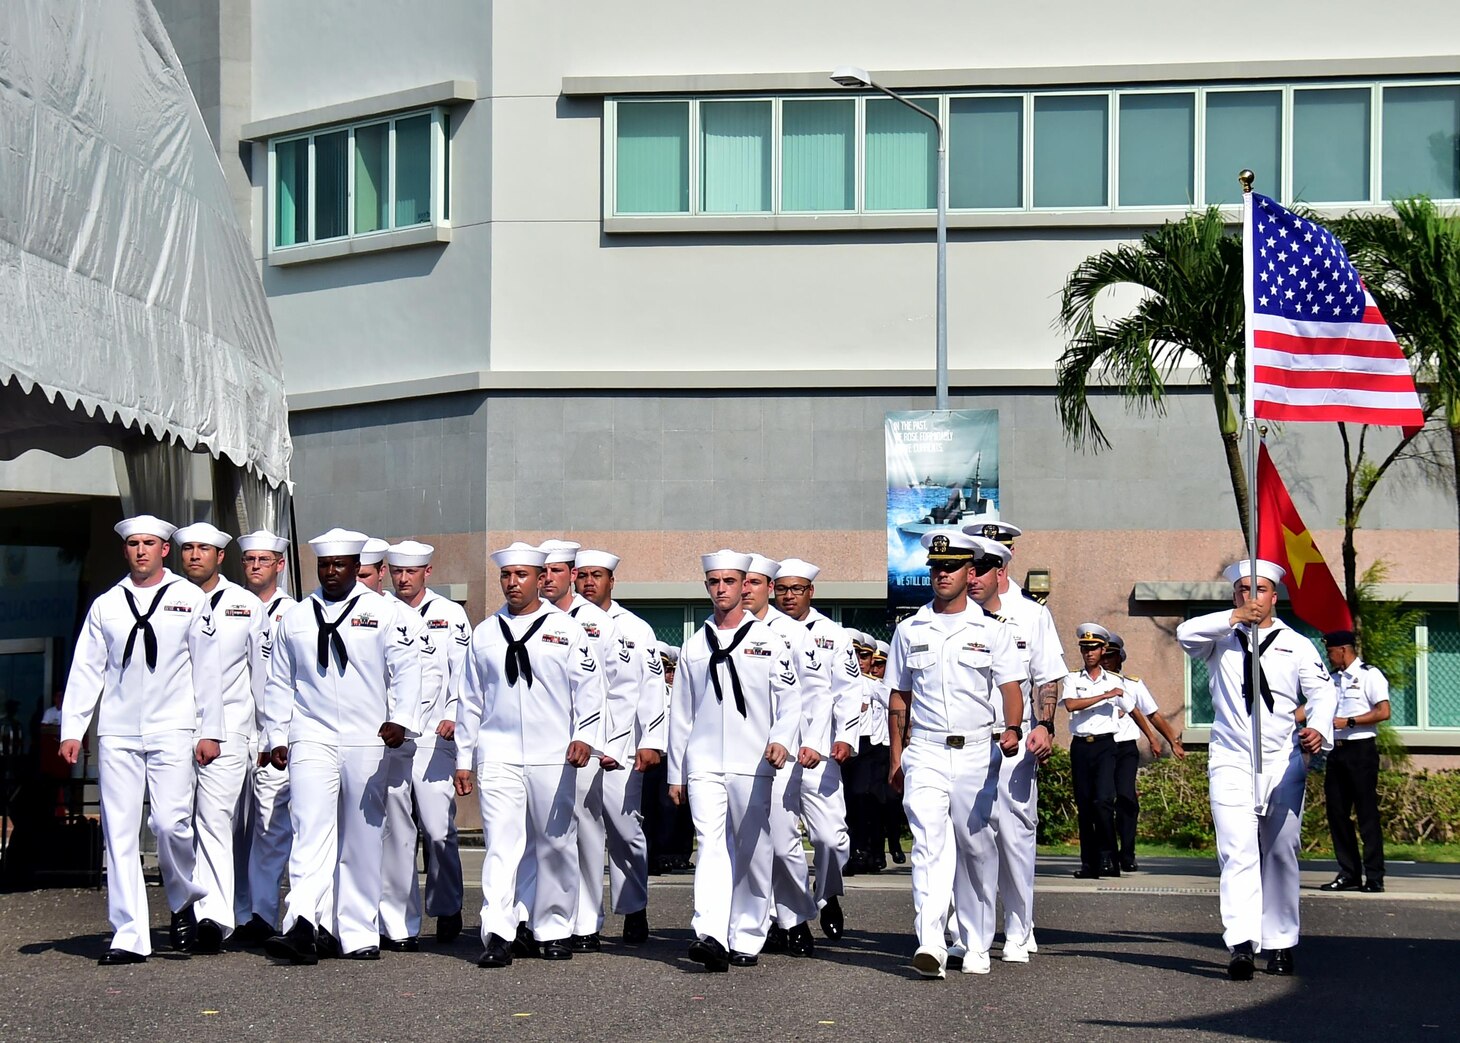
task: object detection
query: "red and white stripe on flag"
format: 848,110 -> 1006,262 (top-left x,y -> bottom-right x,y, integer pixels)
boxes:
1244,191 -> 1425,427
1251,291 -> 1425,425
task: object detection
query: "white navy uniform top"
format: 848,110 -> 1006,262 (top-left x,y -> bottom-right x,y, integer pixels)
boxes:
1111,674 -> 1159,743
1060,667 -> 1127,737
1331,656 -> 1389,741
397,590 -> 471,747
987,593 -> 1066,726
1176,611 -> 1335,779
263,582 -> 425,748
802,607 -> 865,750
250,591 -> 297,738
886,602 -> 1026,736
762,606 -> 832,756
62,568 -> 224,742
454,601 -> 607,769
667,615 -> 802,785
608,600 -> 669,753
562,594 -> 638,764
197,575 -> 268,742
861,675 -> 890,746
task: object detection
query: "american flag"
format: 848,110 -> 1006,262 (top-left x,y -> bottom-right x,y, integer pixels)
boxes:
1245,192 -> 1424,426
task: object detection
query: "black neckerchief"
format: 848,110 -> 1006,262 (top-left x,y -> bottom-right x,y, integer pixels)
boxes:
266,596 -> 286,618
314,594 -> 364,672
1234,628 -> 1281,714
209,586 -> 228,611
499,613 -> 550,687
417,595 -> 432,617
704,620 -> 753,717
121,581 -> 177,671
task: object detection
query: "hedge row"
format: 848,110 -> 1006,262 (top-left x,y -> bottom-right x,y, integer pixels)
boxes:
1034,747 -> 1460,850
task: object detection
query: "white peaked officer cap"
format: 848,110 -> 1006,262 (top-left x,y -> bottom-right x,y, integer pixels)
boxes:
114,515 -> 177,541
238,529 -> 289,553
659,645 -> 680,666
537,539 -> 581,565
173,522 -> 232,549
1076,622 -> 1112,646
576,549 -> 621,571
851,631 -> 876,652
775,558 -> 821,582
1105,632 -> 1128,663
386,540 -> 435,567
701,549 -> 753,573
919,529 -> 979,563
309,528 -> 369,557
960,510 -> 1023,546
1223,559 -> 1286,587
745,553 -> 780,579
967,535 -> 1012,565
359,538 -> 390,565
492,541 -> 547,569
874,640 -> 890,658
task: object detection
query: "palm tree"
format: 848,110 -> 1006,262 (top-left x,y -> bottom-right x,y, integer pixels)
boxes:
1055,207 -> 1252,542
1337,197 -> 1460,612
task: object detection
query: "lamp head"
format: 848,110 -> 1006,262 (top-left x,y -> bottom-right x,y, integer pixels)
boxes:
830,65 -> 872,88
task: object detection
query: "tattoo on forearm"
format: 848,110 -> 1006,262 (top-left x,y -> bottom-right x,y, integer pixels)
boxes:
1037,682 -> 1058,719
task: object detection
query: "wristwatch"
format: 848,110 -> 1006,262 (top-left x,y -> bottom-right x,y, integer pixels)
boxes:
1002,723 -> 1023,741
1034,719 -> 1055,737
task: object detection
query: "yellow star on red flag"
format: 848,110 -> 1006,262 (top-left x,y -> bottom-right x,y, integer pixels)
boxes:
1281,524 -> 1327,587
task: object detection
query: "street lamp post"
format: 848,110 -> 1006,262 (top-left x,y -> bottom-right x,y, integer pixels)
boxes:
832,65 -> 948,410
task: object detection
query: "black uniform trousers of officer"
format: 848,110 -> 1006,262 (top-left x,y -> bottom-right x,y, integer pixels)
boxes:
1071,734 -> 1118,873
1114,739 -> 1140,869
1324,737 -> 1384,885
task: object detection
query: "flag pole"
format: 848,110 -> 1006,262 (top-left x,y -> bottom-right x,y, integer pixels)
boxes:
1240,169 -> 1264,810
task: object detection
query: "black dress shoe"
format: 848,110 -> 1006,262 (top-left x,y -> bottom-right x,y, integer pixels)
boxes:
98,948 -> 147,966
315,926 -> 341,960
435,911 -> 463,943
622,909 -> 648,945
170,906 -> 198,953
380,935 -> 419,953
540,939 -> 574,961
1072,868 -> 1101,880
1360,880 -> 1385,893
477,934 -> 513,968
787,922 -> 816,958
763,924 -> 789,954
1319,876 -> 1361,892
1227,941 -> 1255,981
265,918 -> 319,966
820,897 -> 844,940
567,933 -> 601,953
1121,860 -> 1139,873
511,922 -> 540,958
343,946 -> 380,961
233,914 -> 275,948
890,845 -> 906,865
194,918 -> 224,955
687,935 -> 730,972
729,951 -> 758,967
1266,948 -> 1294,975
1099,859 -> 1121,878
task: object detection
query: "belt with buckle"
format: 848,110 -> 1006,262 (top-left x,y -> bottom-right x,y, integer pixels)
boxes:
1077,734 -> 1114,743
1335,737 -> 1374,746
910,727 -> 992,749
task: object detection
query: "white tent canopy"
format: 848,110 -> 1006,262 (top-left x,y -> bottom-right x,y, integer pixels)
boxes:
0,0 -> 290,488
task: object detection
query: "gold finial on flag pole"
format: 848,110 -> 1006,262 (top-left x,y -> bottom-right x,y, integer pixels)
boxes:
1239,169 -> 1255,194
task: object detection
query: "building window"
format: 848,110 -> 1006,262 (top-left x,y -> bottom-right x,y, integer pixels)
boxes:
268,107 -> 450,252
607,77 -> 1460,224
615,101 -> 690,214
1033,94 -> 1108,208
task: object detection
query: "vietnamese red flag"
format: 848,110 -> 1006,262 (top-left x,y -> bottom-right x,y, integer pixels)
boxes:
1255,442 -> 1354,635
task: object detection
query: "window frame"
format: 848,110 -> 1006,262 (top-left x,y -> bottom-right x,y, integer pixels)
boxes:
266,106 -> 451,255
604,76 -> 1460,227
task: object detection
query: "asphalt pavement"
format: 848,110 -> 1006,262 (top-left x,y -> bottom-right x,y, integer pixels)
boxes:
3,855 -> 1457,1042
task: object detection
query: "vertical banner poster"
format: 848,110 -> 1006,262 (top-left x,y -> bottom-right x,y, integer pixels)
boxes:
885,410 -> 999,625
